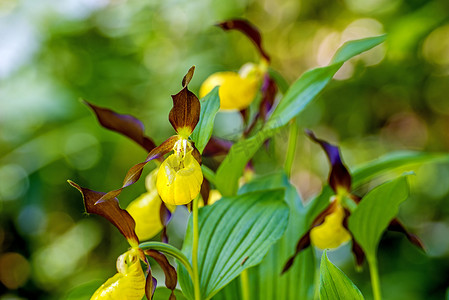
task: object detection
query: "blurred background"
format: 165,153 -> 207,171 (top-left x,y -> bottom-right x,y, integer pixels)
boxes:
1,0 -> 449,299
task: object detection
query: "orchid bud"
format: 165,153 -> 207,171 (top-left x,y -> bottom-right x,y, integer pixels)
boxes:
91,250 -> 145,300
126,191 -> 175,241
156,150 -> 203,205
310,201 -> 351,250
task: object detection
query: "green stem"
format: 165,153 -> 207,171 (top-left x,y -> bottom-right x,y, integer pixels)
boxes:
240,269 -> 250,300
367,254 -> 382,300
138,241 -> 194,281
284,119 -> 298,178
192,194 -> 201,300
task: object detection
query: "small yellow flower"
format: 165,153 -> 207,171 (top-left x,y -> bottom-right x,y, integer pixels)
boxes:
91,249 -> 145,300
310,202 -> 351,250
199,63 -> 264,110
145,169 -> 158,191
126,190 -> 175,241
156,148 -> 203,206
199,189 -> 222,207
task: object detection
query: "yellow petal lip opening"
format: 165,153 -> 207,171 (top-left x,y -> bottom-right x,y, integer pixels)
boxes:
91,250 -> 145,300
310,204 -> 351,250
156,151 -> 203,206
199,70 -> 261,110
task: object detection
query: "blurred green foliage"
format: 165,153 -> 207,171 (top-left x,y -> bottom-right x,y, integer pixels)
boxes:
1,0 -> 449,299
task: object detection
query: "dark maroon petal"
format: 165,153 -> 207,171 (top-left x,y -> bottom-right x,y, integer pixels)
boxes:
202,137 -> 233,157
388,218 -> 425,251
217,19 -> 270,62
144,261 -> 157,300
159,203 -> 173,244
145,250 -> 178,295
83,100 -> 156,152
282,232 -> 311,274
169,67 -> 201,135
305,130 -> 352,193
98,135 -> 178,202
282,200 -> 338,274
67,180 -> 139,246
259,75 -> 278,121
192,146 -> 202,165
351,239 -> 366,267
200,179 -> 210,206
311,200 -> 338,228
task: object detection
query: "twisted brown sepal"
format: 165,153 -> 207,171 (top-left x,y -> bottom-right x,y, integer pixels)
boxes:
169,66 -> 200,136
282,232 -> 311,274
159,203 -> 173,244
145,250 -> 178,300
388,218 -> 425,251
98,135 -> 179,202
144,258 -> 157,300
83,100 -> 157,153
217,19 -> 270,62
67,180 -> 139,246
305,130 -> 352,194
282,200 -> 338,274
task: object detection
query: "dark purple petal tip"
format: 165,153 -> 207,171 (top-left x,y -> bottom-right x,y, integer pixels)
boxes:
305,129 -> 351,193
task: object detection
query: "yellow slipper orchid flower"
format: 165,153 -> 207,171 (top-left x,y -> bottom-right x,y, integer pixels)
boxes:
91,250 -> 145,300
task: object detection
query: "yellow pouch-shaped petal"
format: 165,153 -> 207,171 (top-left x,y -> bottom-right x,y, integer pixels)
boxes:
91,251 -> 145,300
310,205 -> 351,250
199,72 -> 259,110
126,191 -> 175,241
144,169 -> 158,192
157,152 -> 203,205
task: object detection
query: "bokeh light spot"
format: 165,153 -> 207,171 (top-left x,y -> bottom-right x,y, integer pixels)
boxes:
0,164 -> 29,202
0,252 -> 30,290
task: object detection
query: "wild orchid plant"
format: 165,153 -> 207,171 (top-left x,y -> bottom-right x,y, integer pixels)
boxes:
68,19 -> 445,300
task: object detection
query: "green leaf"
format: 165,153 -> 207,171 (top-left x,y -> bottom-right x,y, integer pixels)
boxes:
331,35 -> 386,64
152,288 -> 187,300
191,87 -> 220,154
348,175 -> 410,257
178,189 -> 289,299
214,172 -> 328,300
351,151 -> 449,188
319,251 -> 364,300
215,35 -> 386,196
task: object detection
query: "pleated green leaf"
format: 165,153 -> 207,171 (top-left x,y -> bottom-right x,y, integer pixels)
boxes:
178,188 -> 289,300
215,35 -> 386,196
190,87 -> 220,154
348,175 -> 410,257
214,172 -> 331,300
319,251 -> 364,300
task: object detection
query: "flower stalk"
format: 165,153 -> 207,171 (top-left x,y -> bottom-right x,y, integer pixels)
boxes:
240,269 -> 250,300
284,119 -> 298,178
192,194 -> 201,300
367,254 -> 382,300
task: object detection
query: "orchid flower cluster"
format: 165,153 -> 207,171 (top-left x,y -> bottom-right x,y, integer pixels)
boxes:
67,19 -> 432,300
